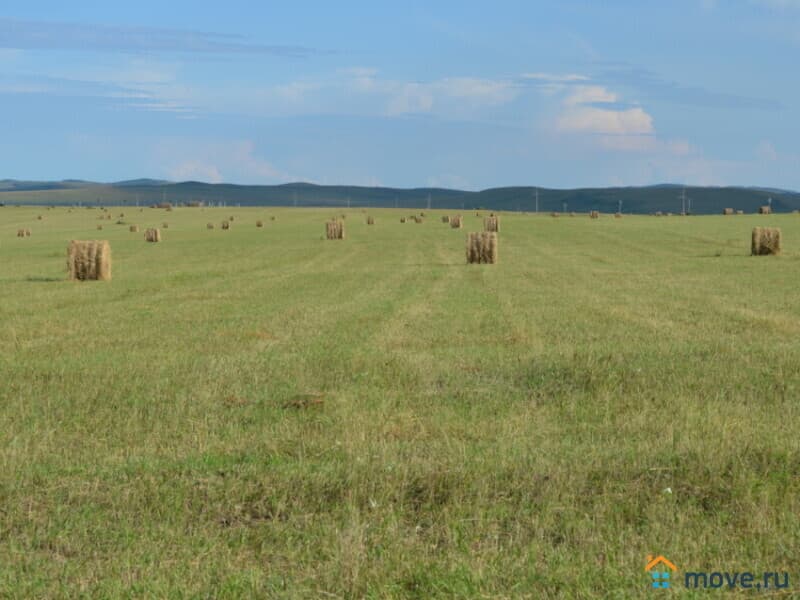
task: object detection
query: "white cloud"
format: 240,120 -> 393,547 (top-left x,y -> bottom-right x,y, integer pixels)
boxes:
168,161 -> 223,183
156,139 -> 292,184
756,140 -> 778,160
563,85 -> 618,106
557,105 -> 654,135
521,72 -> 589,83
386,82 -> 435,115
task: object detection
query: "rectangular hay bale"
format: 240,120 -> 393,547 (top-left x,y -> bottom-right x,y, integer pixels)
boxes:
326,219 -> 345,239
751,227 -> 781,255
67,240 -> 111,281
466,231 -> 498,264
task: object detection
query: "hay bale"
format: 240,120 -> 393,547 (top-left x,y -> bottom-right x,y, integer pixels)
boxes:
551,212 -> 559,218
144,228 -> 161,242
484,215 -> 500,232
207,222 -> 215,229
590,210 -> 600,219
736,210 -> 744,215
367,216 -> 375,225
256,220 -> 264,227
162,222 -> 169,228
655,211 -> 663,217
129,225 -> 139,232
752,227 -> 781,255
326,219 -> 345,240
414,216 -> 424,224
450,215 -> 463,229
229,216 -> 234,221
615,212 -> 622,218
400,217 -> 406,223
67,240 -> 111,281
119,213 -> 125,218
723,208 -> 734,215
270,216 -> 276,221
37,215 -> 43,220
16,229 -> 26,238
442,215 -> 450,223
221,221 -> 230,230
466,232 -> 498,264
97,225 -> 103,230
569,212 -> 576,217
759,205 -> 772,215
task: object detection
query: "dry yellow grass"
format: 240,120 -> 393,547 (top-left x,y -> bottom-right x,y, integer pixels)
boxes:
67,240 -> 111,281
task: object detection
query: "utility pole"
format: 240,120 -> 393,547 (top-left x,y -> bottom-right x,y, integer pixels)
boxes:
535,188 -> 539,213
563,201 -> 567,213
347,196 -> 351,209
618,198 -> 623,214
680,187 -> 687,215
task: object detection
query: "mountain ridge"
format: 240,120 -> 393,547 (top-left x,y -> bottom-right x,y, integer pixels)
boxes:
1,179 -> 799,214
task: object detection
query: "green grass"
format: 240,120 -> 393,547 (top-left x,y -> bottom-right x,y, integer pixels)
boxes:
1,207 -> 798,598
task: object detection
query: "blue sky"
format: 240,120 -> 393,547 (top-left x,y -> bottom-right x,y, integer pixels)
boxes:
0,1 -> 798,190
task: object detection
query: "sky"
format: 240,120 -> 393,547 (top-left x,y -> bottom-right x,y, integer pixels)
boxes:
0,1 -> 798,190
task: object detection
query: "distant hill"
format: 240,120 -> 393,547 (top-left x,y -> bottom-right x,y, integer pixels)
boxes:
0,179 -> 798,214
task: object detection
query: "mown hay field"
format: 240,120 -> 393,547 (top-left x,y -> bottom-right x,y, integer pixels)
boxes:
1,206 -> 799,598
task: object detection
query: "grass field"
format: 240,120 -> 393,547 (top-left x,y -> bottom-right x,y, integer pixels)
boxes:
1,206 -> 799,598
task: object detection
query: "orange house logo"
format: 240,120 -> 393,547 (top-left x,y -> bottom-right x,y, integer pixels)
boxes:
646,555 -> 678,589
